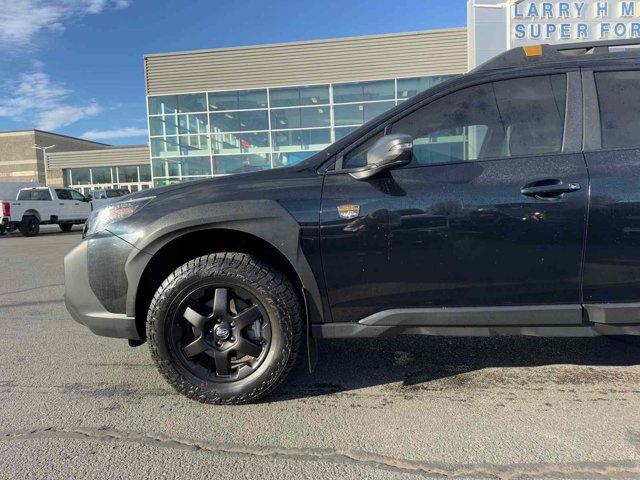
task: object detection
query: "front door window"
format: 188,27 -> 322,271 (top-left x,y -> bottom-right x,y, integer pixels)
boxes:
389,74 -> 566,164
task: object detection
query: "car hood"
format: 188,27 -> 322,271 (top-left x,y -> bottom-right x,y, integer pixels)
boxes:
126,161 -> 323,203
113,160 -> 325,233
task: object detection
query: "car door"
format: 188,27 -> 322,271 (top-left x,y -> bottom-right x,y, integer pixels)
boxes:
320,71 -> 589,325
36,189 -> 55,221
581,68 -> 640,323
69,189 -> 91,220
54,189 -> 75,221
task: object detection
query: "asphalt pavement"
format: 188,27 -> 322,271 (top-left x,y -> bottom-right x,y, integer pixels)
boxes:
2,225 -> 640,479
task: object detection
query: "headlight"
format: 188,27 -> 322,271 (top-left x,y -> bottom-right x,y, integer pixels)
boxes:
85,197 -> 154,237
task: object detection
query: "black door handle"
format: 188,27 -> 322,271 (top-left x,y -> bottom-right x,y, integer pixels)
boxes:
521,181 -> 581,198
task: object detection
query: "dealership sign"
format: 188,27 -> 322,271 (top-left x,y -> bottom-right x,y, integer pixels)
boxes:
467,0 -> 638,69
513,1 -> 640,41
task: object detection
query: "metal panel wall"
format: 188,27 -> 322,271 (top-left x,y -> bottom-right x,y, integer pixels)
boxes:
144,28 -> 468,95
47,146 -> 150,169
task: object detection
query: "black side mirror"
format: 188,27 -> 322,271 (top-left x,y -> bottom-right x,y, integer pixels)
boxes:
349,134 -> 413,180
84,196 -> 92,202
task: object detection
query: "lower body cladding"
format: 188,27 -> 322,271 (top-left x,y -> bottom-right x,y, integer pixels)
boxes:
64,237 -> 139,340
65,236 -> 640,342
312,305 -> 640,339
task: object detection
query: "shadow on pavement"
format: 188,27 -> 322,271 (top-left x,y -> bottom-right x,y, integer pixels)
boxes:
0,226 -> 82,238
269,335 -> 640,401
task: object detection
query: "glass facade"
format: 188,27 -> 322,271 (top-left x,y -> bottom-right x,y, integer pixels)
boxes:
148,75 -> 452,185
63,164 -> 153,194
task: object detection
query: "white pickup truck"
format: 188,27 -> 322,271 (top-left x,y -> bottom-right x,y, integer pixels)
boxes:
0,187 -> 92,237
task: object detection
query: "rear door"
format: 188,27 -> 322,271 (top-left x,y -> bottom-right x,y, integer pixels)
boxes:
582,68 -> 640,322
14,189 -> 54,221
320,71 -> 589,325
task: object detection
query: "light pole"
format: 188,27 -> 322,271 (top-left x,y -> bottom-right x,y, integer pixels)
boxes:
33,144 -> 55,186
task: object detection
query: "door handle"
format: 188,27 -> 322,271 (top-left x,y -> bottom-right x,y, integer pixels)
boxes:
521,181 -> 581,198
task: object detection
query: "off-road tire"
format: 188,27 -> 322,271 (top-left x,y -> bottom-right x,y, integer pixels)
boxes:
147,252 -> 302,404
19,216 -> 40,237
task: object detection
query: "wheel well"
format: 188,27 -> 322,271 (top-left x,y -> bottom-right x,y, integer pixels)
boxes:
134,229 -> 304,339
22,210 -> 41,221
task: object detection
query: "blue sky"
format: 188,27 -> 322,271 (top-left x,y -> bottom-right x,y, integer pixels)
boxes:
0,0 -> 467,145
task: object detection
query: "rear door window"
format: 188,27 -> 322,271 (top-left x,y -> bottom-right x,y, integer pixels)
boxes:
17,190 -> 52,201
594,70 -> 640,149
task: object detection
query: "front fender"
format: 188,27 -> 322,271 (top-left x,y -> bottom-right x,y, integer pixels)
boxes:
121,199 -> 324,324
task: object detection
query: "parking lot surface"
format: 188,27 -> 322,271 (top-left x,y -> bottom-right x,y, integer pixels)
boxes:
2,226 -> 640,479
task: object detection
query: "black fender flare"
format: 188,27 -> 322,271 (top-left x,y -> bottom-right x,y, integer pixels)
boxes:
122,199 -> 324,325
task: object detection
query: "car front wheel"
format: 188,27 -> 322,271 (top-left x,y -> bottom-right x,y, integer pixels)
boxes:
147,252 -> 302,404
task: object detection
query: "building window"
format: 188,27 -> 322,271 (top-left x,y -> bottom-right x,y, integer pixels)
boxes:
148,74 -> 453,185
333,80 -> 395,103
211,132 -> 270,155
148,93 -> 207,115
91,167 -> 112,184
70,168 -> 91,185
139,164 -> 152,182
64,165 -> 152,194
208,89 -> 268,111
214,153 -> 271,174
118,166 -> 139,183
269,85 -> 330,108
271,128 -> 331,152
151,156 -> 212,179
210,110 -> 269,132
396,76 -> 449,101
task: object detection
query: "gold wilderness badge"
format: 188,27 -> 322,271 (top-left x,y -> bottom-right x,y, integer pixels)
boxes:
337,204 -> 360,220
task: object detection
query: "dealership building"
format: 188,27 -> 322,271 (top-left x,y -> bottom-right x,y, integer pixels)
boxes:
0,129 -> 107,186
0,0 -> 635,189
143,28 -> 466,185
47,145 -> 152,193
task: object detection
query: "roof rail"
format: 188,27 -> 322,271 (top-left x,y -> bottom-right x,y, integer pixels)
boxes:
554,38 -> 640,53
473,39 -> 640,72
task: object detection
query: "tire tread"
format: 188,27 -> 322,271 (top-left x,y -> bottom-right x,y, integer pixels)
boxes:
146,252 -> 302,404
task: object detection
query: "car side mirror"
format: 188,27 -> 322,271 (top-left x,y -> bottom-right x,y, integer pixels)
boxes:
349,134 -> 413,180
84,196 -> 92,202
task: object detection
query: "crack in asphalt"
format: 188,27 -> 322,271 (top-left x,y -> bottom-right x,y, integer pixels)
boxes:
2,427 -> 640,479
0,283 -> 64,297
0,299 -> 65,309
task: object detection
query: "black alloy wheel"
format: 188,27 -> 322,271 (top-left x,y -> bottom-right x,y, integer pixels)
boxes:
171,285 -> 272,382
19,216 -> 40,237
147,252 -> 302,404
